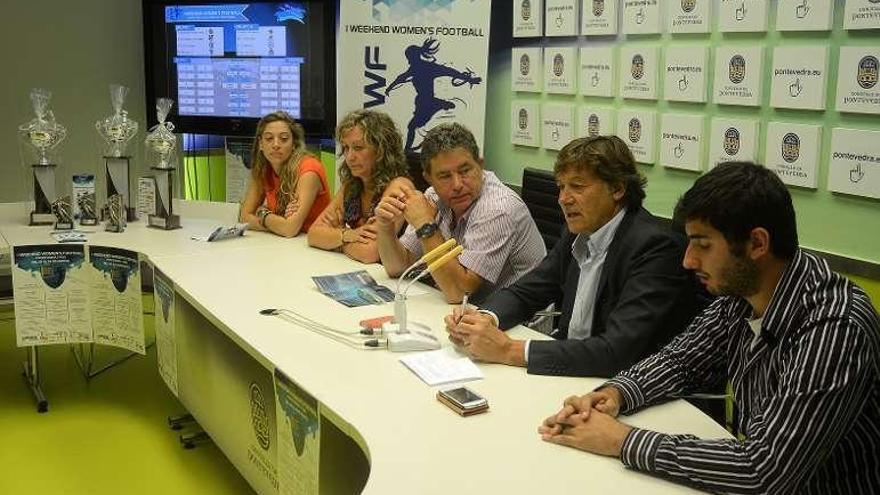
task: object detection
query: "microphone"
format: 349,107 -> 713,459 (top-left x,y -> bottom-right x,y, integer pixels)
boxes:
259,308 -> 385,349
385,238 -> 463,352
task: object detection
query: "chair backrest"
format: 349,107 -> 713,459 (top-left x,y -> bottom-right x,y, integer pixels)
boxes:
521,167 -> 564,250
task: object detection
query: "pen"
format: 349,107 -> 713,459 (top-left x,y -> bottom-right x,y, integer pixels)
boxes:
457,292 -> 469,324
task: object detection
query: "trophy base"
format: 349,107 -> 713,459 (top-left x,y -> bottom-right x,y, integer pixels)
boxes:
105,222 -> 126,233
54,221 -> 74,231
101,207 -> 138,223
148,214 -> 181,230
79,217 -> 98,226
30,212 -> 55,226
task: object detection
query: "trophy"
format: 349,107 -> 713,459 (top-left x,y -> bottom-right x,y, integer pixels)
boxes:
51,195 -> 74,230
145,98 -> 180,230
96,84 -> 138,222
105,193 -> 126,233
18,88 -> 67,225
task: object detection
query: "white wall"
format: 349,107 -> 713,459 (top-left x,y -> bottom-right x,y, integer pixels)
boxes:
0,0 -> 147,203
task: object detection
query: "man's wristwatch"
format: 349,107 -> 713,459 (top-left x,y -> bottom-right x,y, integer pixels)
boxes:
415,222 -> 439,240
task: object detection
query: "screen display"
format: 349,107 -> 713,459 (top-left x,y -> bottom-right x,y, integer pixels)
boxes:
160,3 -> 325,121
443,387 -> 484,406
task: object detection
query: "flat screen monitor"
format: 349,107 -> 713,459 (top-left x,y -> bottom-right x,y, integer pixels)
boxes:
143,1 -> 335,137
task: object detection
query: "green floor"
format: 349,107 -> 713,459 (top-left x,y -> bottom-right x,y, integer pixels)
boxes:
0,299 -> 255,495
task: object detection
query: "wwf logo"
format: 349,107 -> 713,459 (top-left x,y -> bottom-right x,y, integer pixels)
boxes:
588,114 -> 600,137
857,56 -> 878,90
553,53 -> 565,77
781,133 -> 800,163
518,108 -> 529,130
729,55 -> 746,84
631,54 -> 645,80
723,127 -> 740,156
628,118 -> 642,143
249,382 -> 271,451
681,0 -> 696,13
519,54 -> 530,76
593,0 -> 605,16
522,0 -> 531,21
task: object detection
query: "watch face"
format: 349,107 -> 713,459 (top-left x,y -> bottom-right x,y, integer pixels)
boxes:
417,222 -> 438,239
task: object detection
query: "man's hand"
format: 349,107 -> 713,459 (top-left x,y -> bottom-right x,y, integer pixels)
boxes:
539,387 -> 624,437
444,310 -> 525,366
538,408 -> 632,457
374,193 -> 407,232
402,190 -> 437,230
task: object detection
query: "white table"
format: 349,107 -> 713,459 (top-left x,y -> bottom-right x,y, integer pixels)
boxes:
0,202 -> 731,494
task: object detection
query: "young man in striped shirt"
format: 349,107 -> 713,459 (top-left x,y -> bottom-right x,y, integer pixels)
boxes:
539,161 -> 880,493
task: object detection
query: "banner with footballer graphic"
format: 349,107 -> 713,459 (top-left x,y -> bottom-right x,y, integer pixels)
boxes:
338,0 -> 491,153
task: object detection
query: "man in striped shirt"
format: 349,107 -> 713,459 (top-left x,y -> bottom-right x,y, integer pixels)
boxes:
539,161 -> 880,493
375,123 -> 545,304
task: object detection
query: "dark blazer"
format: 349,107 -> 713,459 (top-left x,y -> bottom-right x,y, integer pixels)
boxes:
482,207 -> 704,377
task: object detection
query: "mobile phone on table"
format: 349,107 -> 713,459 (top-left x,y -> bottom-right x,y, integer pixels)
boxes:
437,386 -> 489,416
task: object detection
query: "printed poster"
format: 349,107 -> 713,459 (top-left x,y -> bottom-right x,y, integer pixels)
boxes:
828,128 -> 880,200
835,46 -> 880,115
582,0 -> 617,35
579,46 -> 615,97
770,46 -> 829,111
577,106 -> 615,138
514,0 -> 544,37
713,46 -> 764,107
545,0 -> 579,36
225,137 -> 252,204
512,101 -> 541,147
89,246 -> 145,354
12,244 -> 91,346
541,103 -> 574,151
709,118 -> 761,167
660,114 -> 704,172
512,47 -> 543,92
153,268 -> 178,397
765,122 -> 822,189
617,110 -> 656,164
274,369 -> 320,495
338,0 -> 490,153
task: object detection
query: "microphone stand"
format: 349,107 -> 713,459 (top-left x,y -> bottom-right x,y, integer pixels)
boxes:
385,239 -> 463,352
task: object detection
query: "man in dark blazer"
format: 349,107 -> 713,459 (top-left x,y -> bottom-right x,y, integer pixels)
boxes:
445,136 -> 703,377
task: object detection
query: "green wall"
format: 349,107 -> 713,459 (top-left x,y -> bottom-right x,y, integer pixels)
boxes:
184,148 -> 338,202
483,1 -> 880,266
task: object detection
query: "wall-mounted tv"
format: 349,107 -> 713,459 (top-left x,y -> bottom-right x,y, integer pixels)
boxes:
143,1 -> 335,137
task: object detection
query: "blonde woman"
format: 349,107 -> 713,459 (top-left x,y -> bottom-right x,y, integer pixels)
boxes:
240,111 -> 330,237
308,110 -> 413,263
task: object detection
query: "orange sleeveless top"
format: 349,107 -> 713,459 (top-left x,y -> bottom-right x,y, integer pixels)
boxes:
262,156 -> 331,232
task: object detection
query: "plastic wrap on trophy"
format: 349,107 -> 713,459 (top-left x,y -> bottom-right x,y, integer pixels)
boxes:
146,98 -> 181,230
96,85 -> 138,158
18,89 -> 67,225
18,89 -> 67,166
145,98 -> 177,170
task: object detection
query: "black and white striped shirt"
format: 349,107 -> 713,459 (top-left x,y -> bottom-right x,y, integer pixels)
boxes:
606,250 -> 880,494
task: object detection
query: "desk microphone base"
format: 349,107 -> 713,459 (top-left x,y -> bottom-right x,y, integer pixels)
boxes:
384,322 -> 442,352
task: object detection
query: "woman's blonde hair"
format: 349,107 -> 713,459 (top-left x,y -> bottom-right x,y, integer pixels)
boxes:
250,111 -> 313,214
335,109 -> 409,206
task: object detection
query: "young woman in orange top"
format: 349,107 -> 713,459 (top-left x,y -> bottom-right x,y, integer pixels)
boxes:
240,111 -> 330,237
308,109 -> 413,263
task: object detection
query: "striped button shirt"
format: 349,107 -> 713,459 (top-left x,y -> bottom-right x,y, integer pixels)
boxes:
400,171 -> 545,303
605,250 -> 880,494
